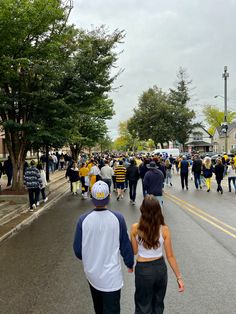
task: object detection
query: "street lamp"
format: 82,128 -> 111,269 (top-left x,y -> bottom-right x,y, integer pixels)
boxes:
222,66 -> 229,153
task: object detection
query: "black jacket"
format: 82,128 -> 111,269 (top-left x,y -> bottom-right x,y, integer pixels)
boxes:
126,165 -> 139,181
214,164 -> 224,180
192,159 -> 202,173
143,169 -> 164,196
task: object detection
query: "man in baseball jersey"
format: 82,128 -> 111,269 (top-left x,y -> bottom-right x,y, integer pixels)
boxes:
73,180 -> 134,314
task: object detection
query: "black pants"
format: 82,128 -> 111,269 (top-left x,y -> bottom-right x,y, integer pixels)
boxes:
194,172 -> 201,189
129,180 -> 138,201
41,187 -> 46,200
28,188 -> 40,208
135,258 -> 168,314
112,175 -> 116,190
180,172 -> 188,189
81,177 -> 88,193
102,179 -> 112,193
216,178 -> 223,192
6,173 -> 12,186
89,283 -> 121,314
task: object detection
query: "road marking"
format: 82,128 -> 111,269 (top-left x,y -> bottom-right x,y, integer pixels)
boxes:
165,193 -> 236,239
165,192 -> 236,233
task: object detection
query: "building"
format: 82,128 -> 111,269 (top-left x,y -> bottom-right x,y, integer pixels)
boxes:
213,121 -> 236,153
185,125 -> 213,153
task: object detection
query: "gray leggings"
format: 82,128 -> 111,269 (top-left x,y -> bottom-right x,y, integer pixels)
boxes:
135,257 -> 168,314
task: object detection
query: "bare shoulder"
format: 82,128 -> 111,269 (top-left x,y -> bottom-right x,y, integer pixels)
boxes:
162,224 -> 170,238
131,223 -> 139,234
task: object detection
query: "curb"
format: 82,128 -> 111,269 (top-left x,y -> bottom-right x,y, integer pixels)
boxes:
0,186 -> 70,244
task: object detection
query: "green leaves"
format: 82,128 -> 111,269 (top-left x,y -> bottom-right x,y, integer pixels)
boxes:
127,69 -> 195,147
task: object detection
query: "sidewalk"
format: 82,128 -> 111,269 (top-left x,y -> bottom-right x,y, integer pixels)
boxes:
0,170 -> 69,243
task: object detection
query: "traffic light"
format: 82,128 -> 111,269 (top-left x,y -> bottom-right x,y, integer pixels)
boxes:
221,122 -> 228,134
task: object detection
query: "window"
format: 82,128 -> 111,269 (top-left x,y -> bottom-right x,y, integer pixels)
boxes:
193,132 -> 203,141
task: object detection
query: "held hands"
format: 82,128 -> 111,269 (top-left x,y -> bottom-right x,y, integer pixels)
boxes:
127,268 -> 133,273
177,278 -> 184,292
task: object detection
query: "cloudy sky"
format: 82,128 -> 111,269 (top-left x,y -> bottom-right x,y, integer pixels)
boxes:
70,0 -> 236,139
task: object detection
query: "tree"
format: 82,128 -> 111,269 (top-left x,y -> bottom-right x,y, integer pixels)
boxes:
113,121 -> 132,151
128,87 -> 174,148
168,67 -> 195,146
58,27 -> 124,158
0,0 -> 77,190
203,105 -> 236,135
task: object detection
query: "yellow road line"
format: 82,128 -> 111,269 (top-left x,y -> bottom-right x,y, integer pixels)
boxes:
165,192 -> 236,233
165,194 -> 236,239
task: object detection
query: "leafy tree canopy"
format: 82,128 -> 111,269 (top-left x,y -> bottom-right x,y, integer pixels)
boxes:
203,105 -> 236,135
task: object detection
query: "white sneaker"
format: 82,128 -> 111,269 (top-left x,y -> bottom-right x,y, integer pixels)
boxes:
36,202 -> 40,206
32,204 -> 36,209
44,197 -> 48,203
29,208 -> 34,212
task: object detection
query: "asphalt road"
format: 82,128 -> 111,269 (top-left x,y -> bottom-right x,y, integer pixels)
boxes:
0,174 -> 236,314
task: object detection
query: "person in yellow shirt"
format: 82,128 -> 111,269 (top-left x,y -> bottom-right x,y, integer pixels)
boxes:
79,163 -> 89,199
223,152 -> 228,162
233,154 -> 236,167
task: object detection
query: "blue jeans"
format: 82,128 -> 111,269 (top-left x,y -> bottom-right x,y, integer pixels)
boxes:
194,172 -> 201,189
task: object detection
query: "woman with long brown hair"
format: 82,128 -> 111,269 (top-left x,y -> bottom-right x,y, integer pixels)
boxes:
130,195 -> 184,313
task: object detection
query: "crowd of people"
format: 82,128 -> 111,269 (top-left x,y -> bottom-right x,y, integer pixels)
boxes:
64,151 -> 236,201
71,150 -> 236,314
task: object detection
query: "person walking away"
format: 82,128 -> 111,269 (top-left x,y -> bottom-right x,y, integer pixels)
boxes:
123,157 -> 130,191
79,163 -> 89,199
227,159 -> 236,193
214,158 -> 224,194
68,162 -> 80,195
202,157 -> 214,192
222,153 -> 228,177
111,158 -> 118,192
143,161 -> 164,207
165,159 -> 172,186
114,160 -> 127,201
73,181 -> 134,314
24,160 -> 43,211
175,157 -> 180,174
179,156 -> 190,190
89,161 -> 101,190
3,156 -> 13,186
139,158 -> 149,197
59,154 -> 65,170
192,154 -> 202,189
37,163 -> 48,203
130,195 -> 184,314
126,159 -> 140,205
233,154 -> 236,168
169,154 -> 175,173
100,160 -> 114,193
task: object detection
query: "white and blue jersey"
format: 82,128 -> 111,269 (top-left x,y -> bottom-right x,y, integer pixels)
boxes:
73,209 -> 134,292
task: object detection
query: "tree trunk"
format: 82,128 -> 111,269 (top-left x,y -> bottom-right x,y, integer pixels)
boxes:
45,145 -> 50,182
4,130 -> 28,192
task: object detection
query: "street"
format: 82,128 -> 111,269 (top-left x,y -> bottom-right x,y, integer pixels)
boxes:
0,173 -> 236,314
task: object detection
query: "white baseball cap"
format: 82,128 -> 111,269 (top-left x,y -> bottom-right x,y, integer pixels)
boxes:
91,181 -> 110,207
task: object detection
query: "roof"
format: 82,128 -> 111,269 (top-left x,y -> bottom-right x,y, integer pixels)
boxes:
186,141 -> 213,147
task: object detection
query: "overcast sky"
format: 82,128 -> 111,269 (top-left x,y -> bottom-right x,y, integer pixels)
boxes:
70,0 -> 236,139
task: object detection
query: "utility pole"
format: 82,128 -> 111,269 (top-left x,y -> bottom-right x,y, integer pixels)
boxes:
222,66 -> 229,153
